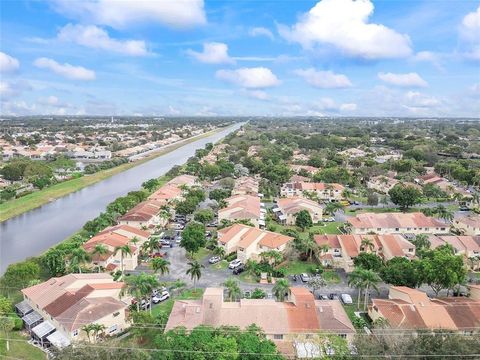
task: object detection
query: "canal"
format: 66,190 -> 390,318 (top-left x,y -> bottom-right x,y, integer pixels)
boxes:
0,123 -> 243,274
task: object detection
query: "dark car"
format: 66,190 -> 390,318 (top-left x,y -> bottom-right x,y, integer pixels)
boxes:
329,293 -> 339,300
291,274 -> 298,282
233,265 -> 245,275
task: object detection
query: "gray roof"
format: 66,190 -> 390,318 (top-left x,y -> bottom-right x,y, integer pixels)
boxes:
47,331 -> 71,348
15,300 -> 33,315
22,311 -> 43,326
32,320 -> 55,338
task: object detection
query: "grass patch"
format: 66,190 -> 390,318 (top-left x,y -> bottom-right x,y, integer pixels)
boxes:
0,128 -> 223,222
309,222 -> 343,235
282,260 -> 317,275
323,270 -> 341,284
0,331 -> 46,360
212,260 -> 228,270
238,272 -> 258,283
151,288 -> 204,318
192,248 -> 211,261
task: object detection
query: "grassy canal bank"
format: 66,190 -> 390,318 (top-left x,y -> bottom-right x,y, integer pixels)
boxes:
0,128 -> 223,222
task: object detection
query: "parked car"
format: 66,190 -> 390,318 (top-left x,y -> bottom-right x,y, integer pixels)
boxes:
323,217 -> 335,222
152,291 -> 170,304
140,299 -> 151,310
329,293 -> 339,300
233,265 -> 245,275
209,256 -> 221,264
300,273 -> 310,282
207,221 -> 218,227
291,274 -> 298,282
172,223 -> 185,230
318,294 -> 329,300
152,287 -> 167,297
228,259 -> 242,269
341,293 -> 353,304
151,252 -> 167,258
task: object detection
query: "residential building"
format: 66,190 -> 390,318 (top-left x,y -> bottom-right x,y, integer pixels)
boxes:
469,284 -> 480,300
83,225 -> 149,271
148,183 -> 183,204
165,287 -> 355,358
367,176 -> 399,194
167,174 -> 198,187
218,194 -> 263,227
338,148 -> 367,159
416,173 -> 470,197
315,234 -> 415,272
428,235 -> 480,270
274,197 -> 323,225
280,181 -> 344,202
453,215 -> 480,236
118,199 -> 164,229
369,286 -> 480,332
18,274 -> 130,347
289,165 -> 319,176
347,212 -> 448,235
217,223 -> 293,261
232,176 -> 259,196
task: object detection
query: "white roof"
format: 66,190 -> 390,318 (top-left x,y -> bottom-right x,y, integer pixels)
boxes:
47,331 -> 71,348
32,320 -> 55,338
278,214 -> 287,220
15,300 -> 33,315
272,207 -> 281,212
22,311 -> 42,326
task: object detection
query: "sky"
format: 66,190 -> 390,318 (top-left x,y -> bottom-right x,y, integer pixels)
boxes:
0,0 -> 479,117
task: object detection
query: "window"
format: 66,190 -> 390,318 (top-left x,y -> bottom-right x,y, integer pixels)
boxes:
113,312 -> 120,317
377,228 -> 381,231
108,324 -> 118,334
395,228 -> 399,231
72,330 -> 79,337
273,334 -> 283,340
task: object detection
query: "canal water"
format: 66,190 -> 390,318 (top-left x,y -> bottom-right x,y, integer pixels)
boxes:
0,123 -> 243,274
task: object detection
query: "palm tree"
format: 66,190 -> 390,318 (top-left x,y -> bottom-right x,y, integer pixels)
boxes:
223,278 -> 241,301
82,324 -> 95,343
245,259 -> 259,277
186,260 -> 204,291
260,250 -> 283,266
114,244 -> 132,276
360,238 -> 375,253
272,278 -> 290,302
325,202 -> 344,216
90,323 -> 106,343
150,258 -> 170,275
142,237 -> 160,255
434,205 -> 454,223
120,273 -> 159,313
213,246 -> 226,258
69,248 -> 91,273
359,269 -> 381,311
91,244 -> 108,272
348,269 -> 366,310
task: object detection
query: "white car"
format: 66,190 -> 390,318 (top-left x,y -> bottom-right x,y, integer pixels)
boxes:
209,256 -> 221,264
300,273 -> 310,282
228,259 -> 242,269
152,291 -> 170,304
341,293 -> 353,304
152,287 -> 167,297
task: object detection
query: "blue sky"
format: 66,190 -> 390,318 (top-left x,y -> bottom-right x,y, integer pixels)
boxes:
1,0 -> 479,117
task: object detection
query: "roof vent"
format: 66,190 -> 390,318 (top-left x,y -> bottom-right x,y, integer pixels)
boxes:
196,307 -> 200,313
319,307 -> 323,313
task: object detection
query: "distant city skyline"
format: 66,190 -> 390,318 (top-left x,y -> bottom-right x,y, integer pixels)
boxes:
1,0 -> 479,117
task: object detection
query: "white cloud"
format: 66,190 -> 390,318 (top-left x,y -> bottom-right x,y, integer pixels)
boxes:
459,6 -> 480,60
294,68 -> 352,88
51,0 -> 206,29
249,27 -> 274,40
243,89 -> 269,100
0,52 -> 20,73
378,72 -> 428,87
404,91 -> 439,108
34,57 -> 96,80
340,103 -> 357,111
187,42 -> 234,64
278,0 -> 412,59
168,105 -> 181,115
215,67 -> 280,88
0,80 -> 31,99
38,96 -> 60,106
411,51 -> 444,71
58,24 -> 148,56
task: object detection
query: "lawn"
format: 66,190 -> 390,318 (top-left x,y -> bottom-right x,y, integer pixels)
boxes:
310,222 -> 343,235
151,288 -> 204,318
0,331 -> 46,360
282,260 -> 317,275
192,248 -> 211,261
0,128 -> 222,222
212,260 -> 228,270
323,270 -> 341,284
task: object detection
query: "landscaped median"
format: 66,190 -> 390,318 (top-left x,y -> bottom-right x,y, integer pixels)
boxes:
0,128 -> 222,222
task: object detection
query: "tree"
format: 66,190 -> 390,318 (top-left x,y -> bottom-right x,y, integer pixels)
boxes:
324,202 -> 344,215
307,276 -> 326,294
142,178 -> 159,191
150,258 -> 170,276
142,237 -> 160,255
250,288 -> 266,299
42,248 -> 67,276
0,297 -> 12,315
186,260 -> 204,291
90,323 -> 106,343
259,250 -> 283,266
353,252 -> 384,272
1,261 -> 40,290
82,324 -> 95,343
213,246 -> 226,258
349,268 -> 381,310
114,244 -> 132,276
68,247 -> 91,273
223,278 -> 241,301
360,238 -> 375,253
91,244 -> 108,272
380,257 -> 422,288
193,209 -> 215,225
421,246 -> 467,296
272,278 -> 290,301
366,192 -> 379,206
411,234 -> 431,258
388,184 -> 423,211
434,204 -> 454,223
121,273 -> 159,314
180,222 -> 206,256
295,210 -> 313,231
0,316 -> 15,352
348,270 -> 366,310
